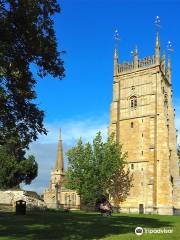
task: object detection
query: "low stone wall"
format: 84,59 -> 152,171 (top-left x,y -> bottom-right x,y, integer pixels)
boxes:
0,190 -> 46,211
0,203 -> 13,212
117,206 -> 174,215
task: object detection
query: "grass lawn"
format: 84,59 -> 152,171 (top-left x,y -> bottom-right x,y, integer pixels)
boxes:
0,210 -> 179,240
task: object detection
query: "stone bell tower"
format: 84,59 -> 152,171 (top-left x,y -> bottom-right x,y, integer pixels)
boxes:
109,32 -> 180,215
44,129 -> 65,208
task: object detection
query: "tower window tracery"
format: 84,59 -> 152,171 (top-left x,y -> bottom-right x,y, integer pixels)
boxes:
71,194 -> 76,206
130,96 -> 137,109
65,194 -> 68,205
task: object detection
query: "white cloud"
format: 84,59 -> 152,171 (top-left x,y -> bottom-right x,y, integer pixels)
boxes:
37,115 -> 108,145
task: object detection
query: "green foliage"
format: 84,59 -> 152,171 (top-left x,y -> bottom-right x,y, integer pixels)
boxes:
0,0 -> 65,187
66,132 -> 132,207
0,145 -> 37,189
0,0 -> 65,148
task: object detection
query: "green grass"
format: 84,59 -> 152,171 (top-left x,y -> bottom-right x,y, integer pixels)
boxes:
0,210 -> 179,240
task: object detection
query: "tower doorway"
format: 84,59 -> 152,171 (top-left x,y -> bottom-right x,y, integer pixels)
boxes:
139,204 -> 144,214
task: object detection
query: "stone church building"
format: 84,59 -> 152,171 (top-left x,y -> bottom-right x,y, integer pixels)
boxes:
109,32 -> 180,215
44,130 -> 80,209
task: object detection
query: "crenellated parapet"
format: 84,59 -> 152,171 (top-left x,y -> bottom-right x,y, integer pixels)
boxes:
114,32 -> 163,75
118,55 -> 155,73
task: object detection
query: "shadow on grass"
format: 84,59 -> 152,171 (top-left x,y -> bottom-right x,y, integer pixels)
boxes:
0,211 -> 173,240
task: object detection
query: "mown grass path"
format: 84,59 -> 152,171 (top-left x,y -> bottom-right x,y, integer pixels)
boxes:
0,211 -> 179,240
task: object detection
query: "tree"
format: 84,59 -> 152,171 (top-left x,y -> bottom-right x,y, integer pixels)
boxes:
0,0 -> 65,187
0,145 -> 37,189
65,132 -> 133,208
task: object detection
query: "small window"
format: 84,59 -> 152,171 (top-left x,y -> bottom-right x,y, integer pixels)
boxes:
71,194 -> 76,206
131,164 -> 134,170
142,133 -> 143,137
134,98 -> 137,107
130,96 -> 137,109
131,122 -> 134,128
142,119 -> 143,123
142,151 -> 143,155
170,176 -> 174,185
65,194 -> 68,205
164,92 -> 168,104
131,99 -> 134,108
141,168 -> 143,171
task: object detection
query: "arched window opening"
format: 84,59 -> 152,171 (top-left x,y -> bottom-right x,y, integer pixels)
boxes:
65,194 -> 68,205
130,96 -> 137,109
71,194 -> 76,206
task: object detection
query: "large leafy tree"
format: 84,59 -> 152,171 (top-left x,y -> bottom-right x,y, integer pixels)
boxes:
0,0 -> 65,188
66,132 -> 133,208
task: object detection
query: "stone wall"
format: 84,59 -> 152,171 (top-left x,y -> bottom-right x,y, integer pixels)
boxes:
0,190 -> 46,211
44,188 -> 80,209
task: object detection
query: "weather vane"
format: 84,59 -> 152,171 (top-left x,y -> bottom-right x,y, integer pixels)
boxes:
113,29 -> 120,47
154,16 -> 161,30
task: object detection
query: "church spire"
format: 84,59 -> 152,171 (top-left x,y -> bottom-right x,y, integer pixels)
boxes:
155,32 -> 160,64
54,129 -> 64,173
166,40 -> 173,84
167,56 -> 172,84
133,46 -> 138,68
113,29 -> 120,76
114,47 -> 118,76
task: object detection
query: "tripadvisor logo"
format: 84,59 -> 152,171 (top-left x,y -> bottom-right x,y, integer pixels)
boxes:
135,227 -> 174,235
135,227 -> 144,236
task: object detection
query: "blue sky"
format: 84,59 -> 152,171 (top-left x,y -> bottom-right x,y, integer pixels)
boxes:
24,0 -> 180,194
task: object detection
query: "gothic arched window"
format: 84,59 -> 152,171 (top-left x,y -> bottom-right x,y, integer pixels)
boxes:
71,194 -> 76,206
130,96 -> 137,109
65,194 -> 68,205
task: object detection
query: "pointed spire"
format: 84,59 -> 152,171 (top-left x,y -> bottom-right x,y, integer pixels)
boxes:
168,55 -> 171,69
155,32 -> 160,64
54,128 -> 64,173
114,47 -> 118,76
156,32 -> 160,47
59,128 -> 62,141
114,47 -> 118,58
133,46 -> 138,68
161,53 -> 166,73
167,56 -> 172,84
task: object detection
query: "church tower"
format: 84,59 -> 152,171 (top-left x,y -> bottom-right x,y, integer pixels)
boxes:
44,129 -> 80,209
44,129 -> 65,208
109,33 -> 180,215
